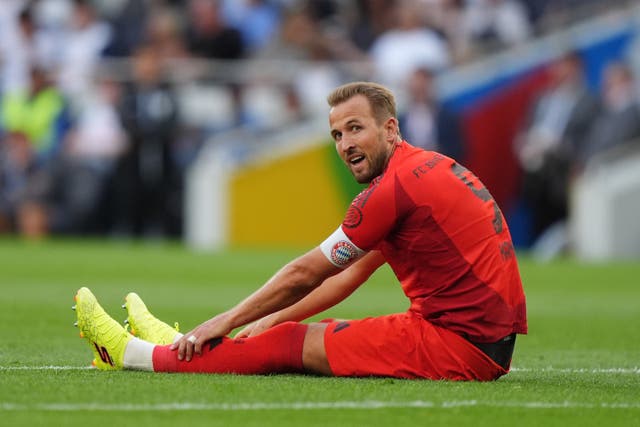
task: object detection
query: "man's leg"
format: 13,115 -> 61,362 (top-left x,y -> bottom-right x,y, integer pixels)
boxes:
76,287 -> 332,375
127,292 -> 332,374
151,321 -> 309,374
151,323 -> 335,375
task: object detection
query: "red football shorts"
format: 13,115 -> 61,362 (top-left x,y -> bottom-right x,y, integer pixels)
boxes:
323,312 -> 508,381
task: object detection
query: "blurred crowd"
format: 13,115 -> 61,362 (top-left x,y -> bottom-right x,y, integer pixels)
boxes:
515,54 -> 640,257
0,0 -> 638,243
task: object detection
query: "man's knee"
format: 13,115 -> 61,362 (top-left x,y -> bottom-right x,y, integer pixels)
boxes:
302,323 -> 332,375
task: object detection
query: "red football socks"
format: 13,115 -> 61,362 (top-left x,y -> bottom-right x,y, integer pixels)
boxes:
152,321 -> 308,374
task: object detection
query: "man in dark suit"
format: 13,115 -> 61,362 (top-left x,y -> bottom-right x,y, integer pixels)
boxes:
398,67 -> 466,163
516,52 -> 599,244
578,62 -> 640,167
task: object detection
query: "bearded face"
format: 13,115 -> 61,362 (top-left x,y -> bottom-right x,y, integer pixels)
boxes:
329,95 -> 398,184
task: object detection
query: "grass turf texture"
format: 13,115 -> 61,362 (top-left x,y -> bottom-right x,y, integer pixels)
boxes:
0,239 -> 638,426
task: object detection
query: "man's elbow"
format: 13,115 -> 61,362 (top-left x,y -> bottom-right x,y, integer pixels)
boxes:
282,262 -> 327,296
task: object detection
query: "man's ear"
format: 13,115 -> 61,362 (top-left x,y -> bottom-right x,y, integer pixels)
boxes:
385,117 -> 399,142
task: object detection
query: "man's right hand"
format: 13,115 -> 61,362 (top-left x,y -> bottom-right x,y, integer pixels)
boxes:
171,313 -> 234,362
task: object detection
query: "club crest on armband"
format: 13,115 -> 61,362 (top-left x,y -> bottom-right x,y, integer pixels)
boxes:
331,240 -> 358,266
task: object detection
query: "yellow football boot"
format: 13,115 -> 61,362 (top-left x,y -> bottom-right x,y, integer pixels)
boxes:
123,292 -> 180,345
73,287 -> 131,370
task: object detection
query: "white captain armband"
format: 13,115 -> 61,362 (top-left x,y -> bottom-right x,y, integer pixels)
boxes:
320,226 -> 366,268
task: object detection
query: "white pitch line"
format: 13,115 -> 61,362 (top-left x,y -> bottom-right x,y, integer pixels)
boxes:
510,367 -> 640,374
2,366 -> 639,374
0,366 -> 93,371
1,400 -> 639,412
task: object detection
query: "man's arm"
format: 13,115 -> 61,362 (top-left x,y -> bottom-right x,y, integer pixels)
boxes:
173,247 -> 343,361
237,251 -> 386,337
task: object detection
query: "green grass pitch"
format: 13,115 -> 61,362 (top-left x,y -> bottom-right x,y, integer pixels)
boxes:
0,239 -> 638,426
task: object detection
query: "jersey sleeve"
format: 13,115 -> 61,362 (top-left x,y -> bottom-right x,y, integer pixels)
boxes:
340,176 -> 400,251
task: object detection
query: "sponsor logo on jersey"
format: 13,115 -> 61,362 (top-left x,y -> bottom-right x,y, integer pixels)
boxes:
412,153 -> 445,178
330,240 -> 358,266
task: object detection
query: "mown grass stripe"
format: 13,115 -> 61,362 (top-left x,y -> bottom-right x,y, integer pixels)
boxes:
1,400 -> 639,411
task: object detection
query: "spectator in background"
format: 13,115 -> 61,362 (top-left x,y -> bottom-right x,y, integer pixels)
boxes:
578,62 -> 640,167
369,0 -> 450,92
183,0 -> 247,134
422,0 -> 472,65
0,4 -> 53,93
221,0 -> 282,54
0,65 -> 71,238
114,42 -> 180,238
31,0 -> 74,30
398,67 -> 466,162
257,5 -> 318,60
519,0 -> 551,32
0,132 -> 38,234
1,65 -> 70,167
38,77 -> 128,234
346,0 -> 398,52
463,0 -> 532,50
255,5 -> 344,118
144,6 -> 190,61
185,0 -> 245,60
54,0 -> 112,102
102,0 -> 149,57
515,52 -> 598,251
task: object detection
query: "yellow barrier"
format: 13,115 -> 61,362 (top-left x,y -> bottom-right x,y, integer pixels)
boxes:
230,144 -> 348,247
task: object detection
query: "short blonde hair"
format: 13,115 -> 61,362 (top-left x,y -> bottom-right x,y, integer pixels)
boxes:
327,81 -> 397,124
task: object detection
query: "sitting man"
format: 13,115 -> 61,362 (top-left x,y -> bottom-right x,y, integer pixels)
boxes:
73,81 -> 527,380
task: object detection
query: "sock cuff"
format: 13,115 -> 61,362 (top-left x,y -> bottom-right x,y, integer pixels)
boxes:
281,322 -> 308,372
152,344 -> 176,372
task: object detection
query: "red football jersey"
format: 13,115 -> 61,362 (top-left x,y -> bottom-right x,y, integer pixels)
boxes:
341,141 -> 527,342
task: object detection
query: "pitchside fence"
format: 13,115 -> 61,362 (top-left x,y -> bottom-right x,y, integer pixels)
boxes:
571,141 -> 640,260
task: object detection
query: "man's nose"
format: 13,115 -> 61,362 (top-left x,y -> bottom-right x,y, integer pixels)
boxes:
339,136 -> 356,153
